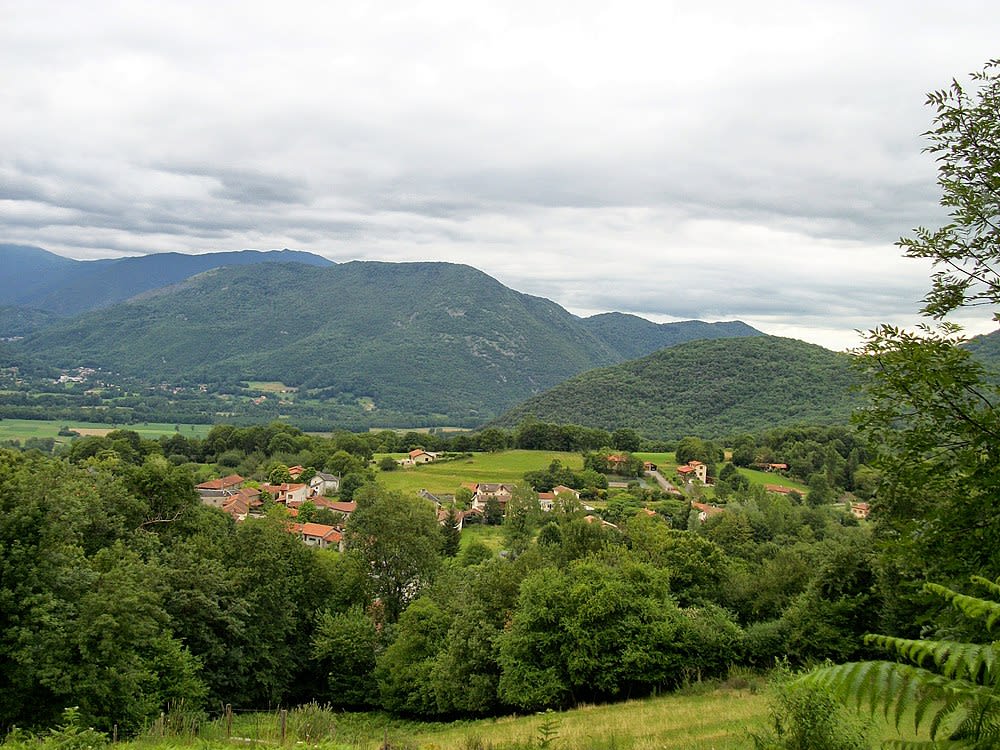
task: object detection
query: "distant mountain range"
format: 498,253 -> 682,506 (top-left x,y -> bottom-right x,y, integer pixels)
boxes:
0,244 -> 332,316
1,245 -> 766,426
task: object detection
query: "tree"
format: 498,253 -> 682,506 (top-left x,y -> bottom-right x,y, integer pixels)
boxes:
484,496 -> 503,525
854,59 -> 1000,622
898,59 -> 1000,319
440,506 -> 462,557
345,486 -> 442,622
312,605 -> 380,707
502,485 -> 540,557
611,428 -> 642,453
801,577 -> 1000,748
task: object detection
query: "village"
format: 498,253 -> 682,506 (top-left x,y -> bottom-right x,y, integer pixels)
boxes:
194,448 -> 871,552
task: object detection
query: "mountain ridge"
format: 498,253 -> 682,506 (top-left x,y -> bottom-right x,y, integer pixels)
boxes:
6,254 -> 766,425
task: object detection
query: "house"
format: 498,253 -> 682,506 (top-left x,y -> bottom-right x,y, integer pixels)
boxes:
676,461 -> 708,484
195,474 -> 245,500
691,501 -> 724,522
643,461 -> 658,472
309,472 -> 340,496
287,465 -> 305,479
607,454 -> 628,472
261,482 -> 310,506
313,497 -> 356,523
583,514 -> 618,529
551,485 -> 580,499
850,501 -> 871,519
219,487 -> 263,521
409,449 -> 439,464
469,483 -> 515,512
293,522 -> 344,550
537,492 -> 556,512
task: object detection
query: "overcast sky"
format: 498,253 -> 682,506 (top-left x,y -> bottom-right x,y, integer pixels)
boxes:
3,1 -> 999,349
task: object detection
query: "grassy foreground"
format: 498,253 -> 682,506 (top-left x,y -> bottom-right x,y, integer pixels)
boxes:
120,687 -> 771,750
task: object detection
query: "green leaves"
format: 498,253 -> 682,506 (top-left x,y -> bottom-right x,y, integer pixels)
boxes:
898,59 -> 1000,321
799,579 -> 1000,747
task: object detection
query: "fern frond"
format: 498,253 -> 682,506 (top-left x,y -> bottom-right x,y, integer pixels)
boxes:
864,634 -> 999,683
800,660 -> 1000,738
925,582 -> 1000,631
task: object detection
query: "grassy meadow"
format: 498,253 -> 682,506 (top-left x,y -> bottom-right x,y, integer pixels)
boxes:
375,450 -> 586,495
0,418 -> 212,445
112,683 -> 931,750
115,686 -> 772,750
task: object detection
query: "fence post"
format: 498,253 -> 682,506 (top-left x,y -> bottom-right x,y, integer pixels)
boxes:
112,724 -> 118,744
226,704 -> 233,739
280,709 -> 288,743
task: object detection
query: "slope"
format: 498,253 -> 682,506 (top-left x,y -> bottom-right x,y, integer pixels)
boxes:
491,335 -> 860,438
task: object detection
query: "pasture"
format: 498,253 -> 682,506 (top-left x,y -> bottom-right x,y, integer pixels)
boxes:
0,418 -> 212,445
375,449 -> 585,495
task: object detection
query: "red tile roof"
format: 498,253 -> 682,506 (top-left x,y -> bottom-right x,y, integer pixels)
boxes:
196,474 -> 244,490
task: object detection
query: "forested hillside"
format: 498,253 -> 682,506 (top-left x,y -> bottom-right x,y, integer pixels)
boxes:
493,336 -> 860,437
9,260 -> 765,426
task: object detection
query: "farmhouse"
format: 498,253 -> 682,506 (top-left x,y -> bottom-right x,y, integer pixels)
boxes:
676,460 -> 708,484
469,482 -> 515,512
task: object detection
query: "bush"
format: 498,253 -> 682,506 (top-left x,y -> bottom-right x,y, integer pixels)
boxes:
751,672 -> 871,750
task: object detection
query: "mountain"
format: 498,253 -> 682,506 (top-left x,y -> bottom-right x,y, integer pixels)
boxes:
0,244 -> 333,315
490,336 -> 860,438
582,312 -> 763,360
0,244 -> 81,306
15,261 -> 622,421
0,306 -> 63,338
5,252 -> 767,426
965,328 -> 1000,373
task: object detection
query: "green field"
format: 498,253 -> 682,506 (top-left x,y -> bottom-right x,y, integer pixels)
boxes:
382,687 -> 770,750
376,450 -> 585,495
245,381 -> 297,393
117,686 -> 771,750
0,418 -> 212,445
736,467 -> 808,493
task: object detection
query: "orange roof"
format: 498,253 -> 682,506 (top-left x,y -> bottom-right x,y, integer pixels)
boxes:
300,523 -> 342,542
409,449 -> 426,458
676,465 -> 695,474
196,474 -> 244,490
691,502 -> 724,516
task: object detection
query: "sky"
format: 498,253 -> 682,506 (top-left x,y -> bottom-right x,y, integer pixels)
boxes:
3,1 -> 999,350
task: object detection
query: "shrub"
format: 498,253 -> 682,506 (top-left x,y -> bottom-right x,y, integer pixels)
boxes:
751,676 -> 871,750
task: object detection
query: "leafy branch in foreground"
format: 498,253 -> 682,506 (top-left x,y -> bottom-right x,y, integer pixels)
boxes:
799,577 -> 1000,748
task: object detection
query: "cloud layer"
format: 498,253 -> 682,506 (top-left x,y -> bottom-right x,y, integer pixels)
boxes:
4,1 -> 999,348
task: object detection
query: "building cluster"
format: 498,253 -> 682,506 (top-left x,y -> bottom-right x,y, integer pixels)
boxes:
195,470 -> 351,550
